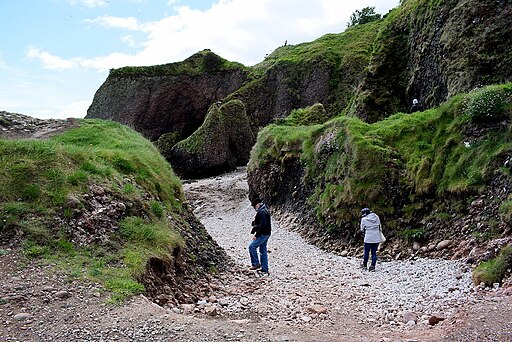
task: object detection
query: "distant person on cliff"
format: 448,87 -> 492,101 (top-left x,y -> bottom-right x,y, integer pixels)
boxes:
360,207 -> 383,271
410,98 -> 423,113
248,197 -> 272,275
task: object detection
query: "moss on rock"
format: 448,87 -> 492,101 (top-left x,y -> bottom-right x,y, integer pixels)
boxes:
169,100 -> 255,178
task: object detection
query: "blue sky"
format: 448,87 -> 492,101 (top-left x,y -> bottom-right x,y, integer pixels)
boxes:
0,0 -> 399,119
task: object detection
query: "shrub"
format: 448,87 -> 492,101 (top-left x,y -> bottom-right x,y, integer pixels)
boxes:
499,200 -> 512,223
399,228 -> 426,241
472,245 -> 512,286
463,87 -> 507,122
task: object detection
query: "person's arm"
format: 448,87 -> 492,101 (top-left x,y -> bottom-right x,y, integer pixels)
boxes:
251,213 -> 261,235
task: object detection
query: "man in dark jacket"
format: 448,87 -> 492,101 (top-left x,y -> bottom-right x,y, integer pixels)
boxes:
248,197 -> 271,274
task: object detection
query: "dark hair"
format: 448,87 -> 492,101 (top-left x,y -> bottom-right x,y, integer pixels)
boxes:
251,197 -> 261,207
361,208 -> 371,217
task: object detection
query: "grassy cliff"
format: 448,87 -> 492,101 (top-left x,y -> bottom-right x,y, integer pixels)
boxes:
0,119 -> 225,303
248,83 -> 512,250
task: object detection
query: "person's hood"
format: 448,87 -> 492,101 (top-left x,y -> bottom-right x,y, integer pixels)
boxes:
362,212 -> 379,224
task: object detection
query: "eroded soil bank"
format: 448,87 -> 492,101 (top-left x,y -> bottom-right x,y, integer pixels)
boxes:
1,168 -> 511,341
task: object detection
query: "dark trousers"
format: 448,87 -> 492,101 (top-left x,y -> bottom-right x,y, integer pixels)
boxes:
363,242 -> 379,267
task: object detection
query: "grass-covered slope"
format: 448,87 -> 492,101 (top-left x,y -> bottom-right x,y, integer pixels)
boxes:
109,49 -> 248,77
0,119 -> 226,303
248,83 -> 512,251
226,20 -> 383,129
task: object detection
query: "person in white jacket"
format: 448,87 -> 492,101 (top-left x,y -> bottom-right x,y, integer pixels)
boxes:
360,207 -> 383,271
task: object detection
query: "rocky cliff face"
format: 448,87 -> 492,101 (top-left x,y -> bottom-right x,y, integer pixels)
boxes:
166,100 -> 255,179
353,0 -> 512,122
86,51 -> 250,141
86,0 -> 512,179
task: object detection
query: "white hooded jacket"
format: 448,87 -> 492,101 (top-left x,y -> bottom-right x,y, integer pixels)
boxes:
360,212 -> 382,243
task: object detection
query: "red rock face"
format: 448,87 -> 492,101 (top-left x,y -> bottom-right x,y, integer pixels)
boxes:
86,70 -> 249,142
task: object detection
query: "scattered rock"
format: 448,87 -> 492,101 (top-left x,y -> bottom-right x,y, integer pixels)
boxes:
306,304 -> 327,314
55,291 -> 72,299
13,313 -> 31,321
428,315 -> 445,326
436,240 -> 452,251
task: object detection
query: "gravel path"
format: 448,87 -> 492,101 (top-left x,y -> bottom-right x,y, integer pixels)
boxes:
2,166 -> 511,341
183,167 -> 503,340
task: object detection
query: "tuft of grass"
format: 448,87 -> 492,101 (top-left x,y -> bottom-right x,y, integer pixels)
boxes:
150,201 -> 164,218
399,228 -> 426,241
472,245 -> 512,286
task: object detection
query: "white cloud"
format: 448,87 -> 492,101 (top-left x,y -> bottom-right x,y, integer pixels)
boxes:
32,0 -> 400,70
121,35 -> 139,48
26,46 -> 77,71
70,0 -> 109,8
57,100 -> 91,119
86,16 -> 143,31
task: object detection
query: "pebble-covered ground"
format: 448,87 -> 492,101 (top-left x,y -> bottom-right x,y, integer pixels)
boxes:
1,166 -> 511,341
185,169 -> 478,331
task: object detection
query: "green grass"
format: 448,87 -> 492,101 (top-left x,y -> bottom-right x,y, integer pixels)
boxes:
109,50 -> 247,77
1,119 -> 188,302
249,83 -> 512,232
472,245 -> 512,286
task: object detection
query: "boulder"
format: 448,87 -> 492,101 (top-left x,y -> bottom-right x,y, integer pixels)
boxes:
167,100 -> 255,179
436,240 -> 452,251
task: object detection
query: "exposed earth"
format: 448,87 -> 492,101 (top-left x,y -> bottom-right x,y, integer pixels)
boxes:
0,113 -> 511,341
0,167 -> 511,341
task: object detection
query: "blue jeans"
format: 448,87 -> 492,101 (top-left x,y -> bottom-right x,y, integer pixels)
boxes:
363,242 -> 379,267
249,235 -> 270,272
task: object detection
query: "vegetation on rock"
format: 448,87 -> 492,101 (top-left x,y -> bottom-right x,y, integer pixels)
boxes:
109,50 -> 247,77
0,119 -> 225,302
347,6 -> 382,27
248,83 -> 512,247
472,245 -> 512,286
168,100 -> 255,179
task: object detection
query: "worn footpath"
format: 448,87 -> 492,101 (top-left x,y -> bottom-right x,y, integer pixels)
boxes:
1,167 -> 511,341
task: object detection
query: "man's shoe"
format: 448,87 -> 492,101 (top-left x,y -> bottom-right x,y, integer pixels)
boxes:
360,263 -> 367,270
249,264 -> 261,270
257,269 -> 269,276
368,265 -> 375,272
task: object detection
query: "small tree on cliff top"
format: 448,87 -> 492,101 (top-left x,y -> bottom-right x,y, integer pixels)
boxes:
347,6 -> 381,27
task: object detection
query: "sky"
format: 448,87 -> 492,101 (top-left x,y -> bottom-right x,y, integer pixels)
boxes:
0,0 -> 400,120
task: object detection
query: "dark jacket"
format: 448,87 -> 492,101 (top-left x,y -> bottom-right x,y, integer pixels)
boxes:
251,203 -> 271,237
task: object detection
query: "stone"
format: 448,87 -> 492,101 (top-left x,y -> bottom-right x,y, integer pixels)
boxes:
181,304 -> 195,313
306,305 -> 327,314
65,195 -> 81,208
402,311 -> 417,323
436,240 -> 452,251
205,306 -> 218,316
55,291 -> 72,299
412,242 -> 422,251
428,315 -> 445,326
14,313 -> 31,321
340,251 -> 349,257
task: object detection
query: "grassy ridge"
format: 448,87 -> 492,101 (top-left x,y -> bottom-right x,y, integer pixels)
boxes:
249,83 -> 512,231
109,49 -> 247,77
0,119 -> 186,302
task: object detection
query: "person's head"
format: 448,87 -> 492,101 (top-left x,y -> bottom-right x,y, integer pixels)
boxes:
251,197 -> 261,209
360,207 -> 371,217
413,98 -> 418,105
